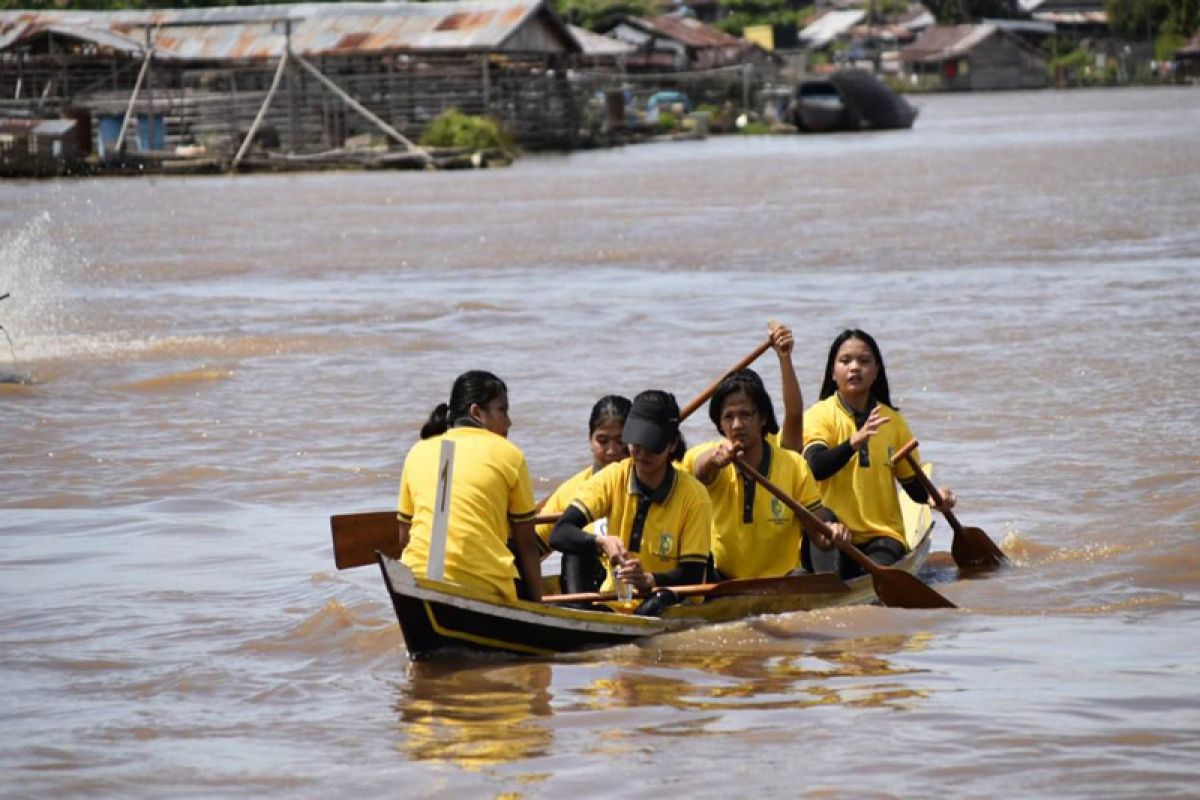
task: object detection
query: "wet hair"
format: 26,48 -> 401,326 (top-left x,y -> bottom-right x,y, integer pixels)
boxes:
420,370 -> 508,439
588,395 -> 632,434
707,368 -> 780,437
819,329 -> 894,409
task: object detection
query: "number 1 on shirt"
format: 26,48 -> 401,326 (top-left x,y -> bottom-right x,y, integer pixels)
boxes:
426,439 -> 456,581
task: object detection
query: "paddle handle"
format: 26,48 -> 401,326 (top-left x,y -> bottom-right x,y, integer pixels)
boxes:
892,438 -> 919,465
895,439 -> 963,534
543,581 -> 719,605
732,454 -> 880,577
678,336 -> 773,421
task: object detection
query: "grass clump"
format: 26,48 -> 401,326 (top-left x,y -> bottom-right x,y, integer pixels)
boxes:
420,109 -> 516,156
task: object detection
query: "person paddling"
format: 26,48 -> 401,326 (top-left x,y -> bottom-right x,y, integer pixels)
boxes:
397,370 -> 542,602
684,368 -> 849,580
549,390 -> 711,605
802,329 -> 956,578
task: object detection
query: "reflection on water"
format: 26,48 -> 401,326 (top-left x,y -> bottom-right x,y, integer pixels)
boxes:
396,662 -> 553,770
393,627 -> 936,772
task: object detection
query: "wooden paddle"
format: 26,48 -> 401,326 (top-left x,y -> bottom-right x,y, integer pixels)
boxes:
678,333 -> 774,420
731,454 -> 956,609
331,512 -> 561,570
893,438 -> 1007,570
330,332 -> 776,570
542,570 -> 851,605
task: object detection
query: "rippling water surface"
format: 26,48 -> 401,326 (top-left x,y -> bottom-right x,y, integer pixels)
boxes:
2,86 -> 1199,799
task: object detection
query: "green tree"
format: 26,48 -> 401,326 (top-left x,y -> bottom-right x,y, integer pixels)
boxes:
1106,0 -> 1198,38
549,0 -> 657,30
923,0 -> 1019,23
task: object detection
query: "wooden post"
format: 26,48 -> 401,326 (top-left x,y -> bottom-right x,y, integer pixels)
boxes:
114,40 -> 153,154
231,47 -> 289,171
286,20 -> 298,153
291,51 -> 429,162
481,53 -> 491,113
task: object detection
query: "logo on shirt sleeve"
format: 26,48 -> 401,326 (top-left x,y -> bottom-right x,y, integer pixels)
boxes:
655,532 -> 675,558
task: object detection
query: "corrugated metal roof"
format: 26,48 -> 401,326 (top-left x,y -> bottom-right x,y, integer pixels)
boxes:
799,10 -> 866,48
0,1 -> 579,59
32,118 -> 78,136
900,24 -> 996,62
624,15 -> 743,49
1030,10 -> 1108,24
568,24 -> 634,57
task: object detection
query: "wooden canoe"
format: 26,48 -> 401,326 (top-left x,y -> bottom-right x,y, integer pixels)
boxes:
377,484 -> 936,660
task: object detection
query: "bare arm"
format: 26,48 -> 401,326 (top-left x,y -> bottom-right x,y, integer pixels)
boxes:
770,321 -> 803,451
510,519 -> 543,602
692,439 -> 736,485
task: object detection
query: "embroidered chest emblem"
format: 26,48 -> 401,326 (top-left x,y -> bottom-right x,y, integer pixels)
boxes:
655,532 -> 675,558
770,497 -> 784,520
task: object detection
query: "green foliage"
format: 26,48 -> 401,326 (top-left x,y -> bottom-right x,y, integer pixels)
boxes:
419,109 -> 516,156
655,110 -> 680,131
923,0 -> 1020,24
1154,29 -> 1188,58
548,0 -> 656,30
713,0 -> 812,36
737,119 -> 773,134
1105,0 -> 1198,39
1046,46 -> 1091,73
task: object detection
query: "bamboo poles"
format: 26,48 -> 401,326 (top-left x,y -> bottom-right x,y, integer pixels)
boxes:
290,51 -> 430,165
230,47 -> 290,172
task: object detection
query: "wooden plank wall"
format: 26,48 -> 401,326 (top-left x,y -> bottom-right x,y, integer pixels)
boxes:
1,52 -> 775,154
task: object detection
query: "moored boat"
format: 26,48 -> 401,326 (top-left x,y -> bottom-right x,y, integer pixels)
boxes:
378,489 -> 936,660
791,69 -> 919,133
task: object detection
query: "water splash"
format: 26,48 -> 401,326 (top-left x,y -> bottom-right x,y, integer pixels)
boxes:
0,210 -> 86,366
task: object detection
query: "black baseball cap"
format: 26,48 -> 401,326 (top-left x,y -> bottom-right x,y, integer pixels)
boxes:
622,390 -> 680,454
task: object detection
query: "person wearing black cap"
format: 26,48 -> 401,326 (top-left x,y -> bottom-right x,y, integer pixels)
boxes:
549,390 -> 711,604
683,368 -> 849,581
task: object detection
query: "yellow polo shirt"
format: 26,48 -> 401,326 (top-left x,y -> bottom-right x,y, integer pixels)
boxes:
802,395 -> 920,547
535,465 -> 599,552
568,458 -> 711,593
682,441 -> 823,579
398,426 -> 536,602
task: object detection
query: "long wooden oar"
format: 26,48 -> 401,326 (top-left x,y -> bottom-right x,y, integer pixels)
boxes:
732,454 -> 956,609
678,333 -> 773,420
330,333 -> 776,570
543,570 -> 851,605
331,512 -> 561,570
894,438 -> 1007,570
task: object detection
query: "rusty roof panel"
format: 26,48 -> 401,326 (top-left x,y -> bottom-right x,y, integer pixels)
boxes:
0,0 -> 580,58
626,15 -> 743,49
900,24 -> 995,61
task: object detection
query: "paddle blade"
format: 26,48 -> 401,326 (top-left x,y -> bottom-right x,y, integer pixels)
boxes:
951,526 -> 1007,570
873,569 -> 956,609
331,510 -> 403,570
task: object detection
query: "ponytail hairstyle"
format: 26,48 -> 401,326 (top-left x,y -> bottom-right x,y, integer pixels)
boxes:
420,370 -> 508,439
819,329 -> 894,409
707,368 -> 779,437
588,394 -> 632,434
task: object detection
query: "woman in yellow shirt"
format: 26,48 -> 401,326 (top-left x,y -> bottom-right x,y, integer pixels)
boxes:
802,330 -> 955,578
685,368 -> 849,580
398,370 -> 542,602
535,395 -> 631,593
549,390 -> 711,607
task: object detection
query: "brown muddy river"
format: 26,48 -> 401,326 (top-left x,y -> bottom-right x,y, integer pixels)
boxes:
2,85 -> 1199,798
